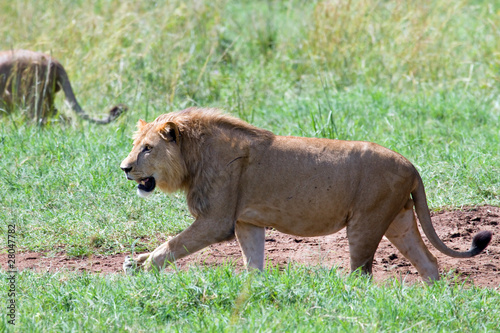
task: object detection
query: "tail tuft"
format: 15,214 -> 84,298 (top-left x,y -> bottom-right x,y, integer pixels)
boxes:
109,104 -> 128,119
469,230 -> 493,256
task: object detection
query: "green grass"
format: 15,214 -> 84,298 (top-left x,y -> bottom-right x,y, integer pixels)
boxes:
1,0 -> 499,331
1,267 -> 500,332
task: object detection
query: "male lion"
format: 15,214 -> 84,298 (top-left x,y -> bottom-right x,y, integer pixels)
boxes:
0,49 -> 127,124
120,107 -> 492,283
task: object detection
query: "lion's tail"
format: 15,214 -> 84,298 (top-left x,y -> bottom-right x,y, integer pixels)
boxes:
56,63 -> 127,124
412,172 -> 492,258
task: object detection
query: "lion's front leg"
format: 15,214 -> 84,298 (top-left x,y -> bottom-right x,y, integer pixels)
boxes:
127,217 -> 235,273
235,221 -> 265,270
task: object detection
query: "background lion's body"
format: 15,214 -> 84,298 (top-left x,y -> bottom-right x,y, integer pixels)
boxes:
0,49 -> 125,124
0,50 -> 61,122
121,108 -> 491,283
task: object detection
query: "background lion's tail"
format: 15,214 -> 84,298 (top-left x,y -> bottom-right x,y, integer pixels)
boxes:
56,63 -> 127,124
412,172 -> 492,258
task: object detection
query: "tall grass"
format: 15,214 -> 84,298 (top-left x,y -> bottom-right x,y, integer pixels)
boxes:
309,0 -> 500,91
2,1 -> 499,115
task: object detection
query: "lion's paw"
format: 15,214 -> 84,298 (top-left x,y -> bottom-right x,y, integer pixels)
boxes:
123,255 -> 137,275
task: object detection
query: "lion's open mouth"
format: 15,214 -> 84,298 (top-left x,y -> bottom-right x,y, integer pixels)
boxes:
137,177 -> 156,193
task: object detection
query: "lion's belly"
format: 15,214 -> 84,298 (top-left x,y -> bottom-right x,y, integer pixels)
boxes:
238,204 -> 349,237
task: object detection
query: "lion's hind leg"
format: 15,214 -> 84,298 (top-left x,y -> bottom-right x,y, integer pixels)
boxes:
384,202 -> 439,283
346,221 -> 387,276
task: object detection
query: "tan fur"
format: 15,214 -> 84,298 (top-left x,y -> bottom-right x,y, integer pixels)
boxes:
120,107 -> 491,283
0,49 -> 126,124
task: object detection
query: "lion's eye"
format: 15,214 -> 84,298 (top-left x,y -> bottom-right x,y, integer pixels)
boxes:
143,145 -> 152,152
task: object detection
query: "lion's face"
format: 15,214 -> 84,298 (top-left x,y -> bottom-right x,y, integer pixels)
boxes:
120,119 -> 187,198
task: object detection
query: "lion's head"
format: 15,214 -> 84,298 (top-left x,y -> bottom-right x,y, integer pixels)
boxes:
120,117 -> 187,197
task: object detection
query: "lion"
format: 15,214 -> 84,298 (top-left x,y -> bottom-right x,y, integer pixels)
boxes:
120,107 -> 492,283
0,49 -> 127,124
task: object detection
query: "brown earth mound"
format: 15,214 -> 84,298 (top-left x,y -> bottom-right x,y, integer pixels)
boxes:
1,206 -> 499,287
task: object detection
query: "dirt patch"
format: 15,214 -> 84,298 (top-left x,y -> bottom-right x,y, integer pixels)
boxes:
2,205 -> 499,287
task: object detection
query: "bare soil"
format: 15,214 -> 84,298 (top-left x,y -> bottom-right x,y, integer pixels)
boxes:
2,205 -> 499,287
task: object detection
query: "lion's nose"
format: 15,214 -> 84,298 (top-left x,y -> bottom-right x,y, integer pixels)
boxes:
121,166 -> 132,173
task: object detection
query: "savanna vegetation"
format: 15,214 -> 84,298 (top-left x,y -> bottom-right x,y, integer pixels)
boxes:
1,0 -> 499,331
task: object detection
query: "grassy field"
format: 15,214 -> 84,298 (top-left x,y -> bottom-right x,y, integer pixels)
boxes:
2,268 -> 500,332
1,0 -> 499,331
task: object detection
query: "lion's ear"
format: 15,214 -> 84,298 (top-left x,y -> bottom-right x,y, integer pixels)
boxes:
157,121 -> 180,144
137,119 -> 147,130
